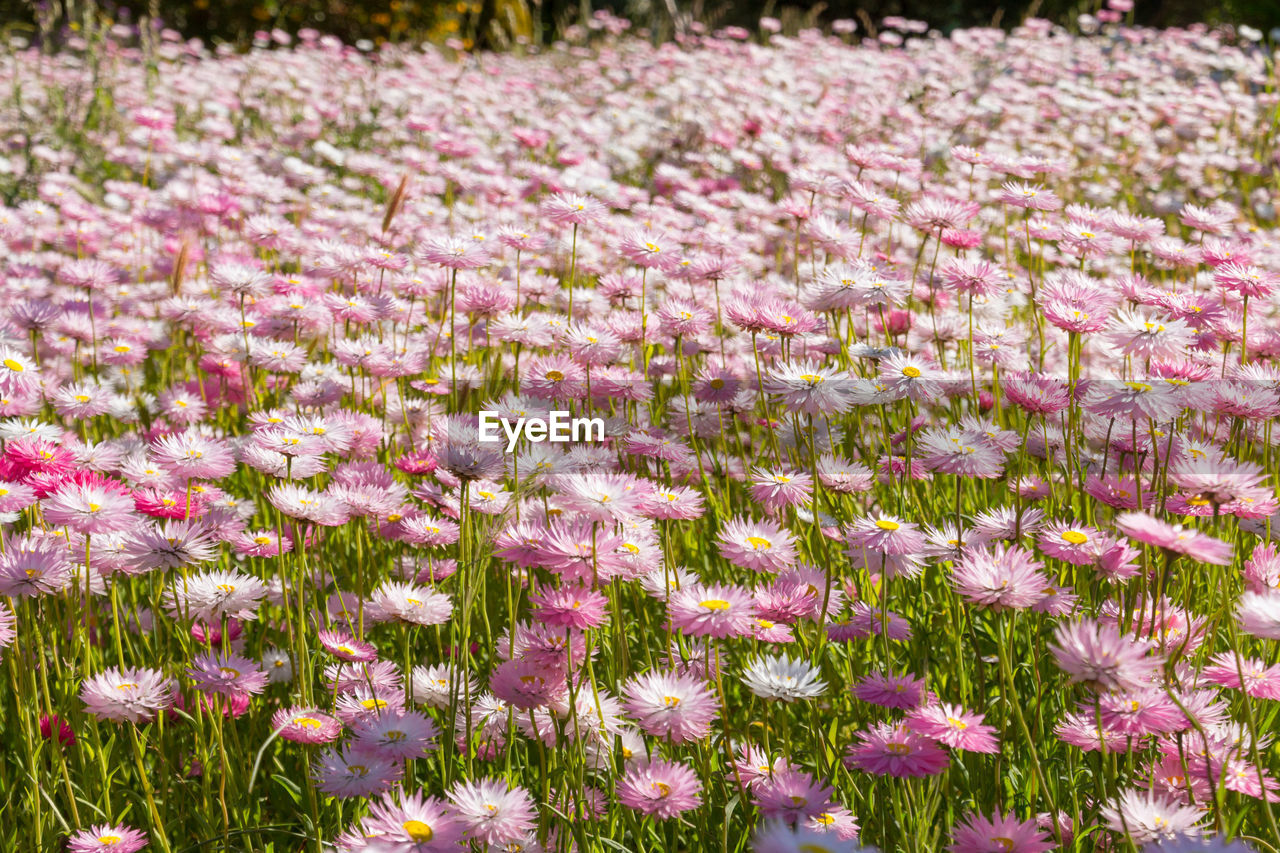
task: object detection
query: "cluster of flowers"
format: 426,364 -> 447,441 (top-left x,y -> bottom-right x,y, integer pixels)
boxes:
1,4 -> 1279,853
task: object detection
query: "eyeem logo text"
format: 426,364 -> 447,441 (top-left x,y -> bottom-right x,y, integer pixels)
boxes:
478,410 -> 605,452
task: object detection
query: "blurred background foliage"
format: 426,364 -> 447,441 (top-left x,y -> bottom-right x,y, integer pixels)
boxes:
4,0 -> 1279,50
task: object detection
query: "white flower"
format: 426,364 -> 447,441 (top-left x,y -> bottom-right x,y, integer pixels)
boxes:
262,647 -> 293,683
740,655 -> 827,702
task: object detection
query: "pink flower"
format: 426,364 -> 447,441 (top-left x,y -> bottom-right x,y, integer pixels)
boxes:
666,583 -> 757,639
271,707 -> 343,744
844,722 -> 950,777
530,584 -> 609,631
617,759 -> 703,819
851,672 -> 927,710
67,824 -> 148,853
951,544 -> 1048,610
716,516 -> 798,573
949,811 -> 1054,853
905,703 -> 999,753
1115,512 -> 1233,565
622,670 -> 718,742
752,767 -> 834,822
1050,618 -> 1160,692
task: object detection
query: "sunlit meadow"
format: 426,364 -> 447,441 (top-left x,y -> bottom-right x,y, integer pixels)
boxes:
2,8 -> 1280,853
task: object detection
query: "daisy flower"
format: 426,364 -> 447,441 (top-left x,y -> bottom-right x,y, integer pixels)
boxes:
753,821 -> 872,853
317,629 -> 379,662
1101,789 -> 1204,845
151,431 -> 237,481
1038,522 -> 1114,566
66,824 -> 148,853
368,581 -> 453,627
447,778 -> 537,845
271,707 -> 343,744
752,767 -> 835,822
846,514 -> 925,555
42,481 -> 136,534
716,516 -> 798,573
878,352 -> 942,401
741,655 -> 827,702
617,759 -> 703,820
1115,512 -> 1233,565
351,710 -> 440,760
844,722 -> 950,777
81,666 -> 174,724
187,652 -> 268,698
749,468 -> 814,513
851,672 -> 927,710
948,811 -> 1054,853
352,788 -> 466,850
529,584 -> 609,631
312,744 -> 402,798
1050,618 -> 1160,692
622,670 -> 718,742
667,583 -> 758,639
764,361 -> 855,415
951,544 -> 1048,610
1237,592 -> 1280,641
905,703 -> 999,753
164,569 -> 267,623
0,535 -> 72,597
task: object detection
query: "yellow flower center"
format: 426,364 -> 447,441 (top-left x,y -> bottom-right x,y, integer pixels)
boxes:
98,836 -> 123,846
2,358 -> 23,372
361,698 -> 388,710
699,599 -> 730,611
745,535 -> 772,550
884,742 -> 911,755
876,519 -> 900,531
1060,530 -> 1088,545
545,369 -> 564,382
901,366 -> 921,378
293,716 -> 322,729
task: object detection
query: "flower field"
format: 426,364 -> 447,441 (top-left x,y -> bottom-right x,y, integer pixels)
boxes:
3,11 -> 1280,853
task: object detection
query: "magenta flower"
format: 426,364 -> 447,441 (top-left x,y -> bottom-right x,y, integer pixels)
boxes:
844,722 -> 950,777
529,584 -> 609,631
949,811 -> 1055,853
